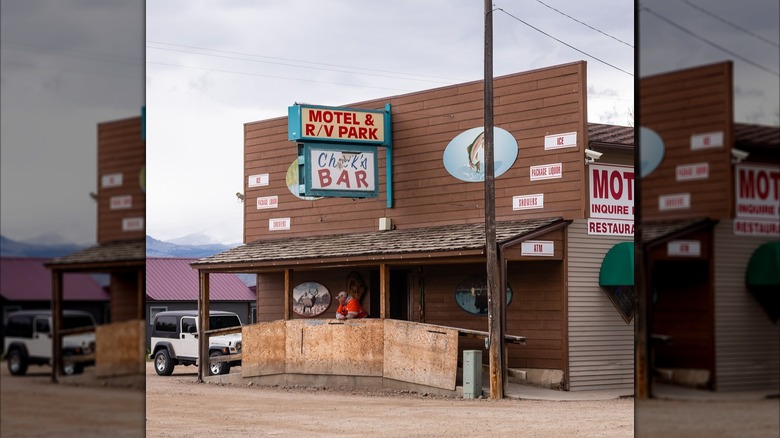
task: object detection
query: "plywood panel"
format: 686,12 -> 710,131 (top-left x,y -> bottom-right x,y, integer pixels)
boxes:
95,319 -> 144,378
241,320 -> 286,377
284,319 -> 383,377
382,320 -> 458,390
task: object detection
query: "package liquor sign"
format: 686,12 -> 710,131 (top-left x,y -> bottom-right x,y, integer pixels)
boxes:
298,143 -> 378,198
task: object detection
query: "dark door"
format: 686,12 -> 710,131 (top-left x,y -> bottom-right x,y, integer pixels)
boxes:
369,269 -> 411,320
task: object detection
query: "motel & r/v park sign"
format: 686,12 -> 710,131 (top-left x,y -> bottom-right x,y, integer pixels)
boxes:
289,104 -> 388,145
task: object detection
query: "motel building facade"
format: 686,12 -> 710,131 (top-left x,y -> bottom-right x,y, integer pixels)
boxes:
640,62 -> 779,393
192,61 -> 634,395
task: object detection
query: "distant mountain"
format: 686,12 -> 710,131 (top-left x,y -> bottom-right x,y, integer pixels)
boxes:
145,235 -> 237,258
0,235 -> 88,258
167,232 -> 225,246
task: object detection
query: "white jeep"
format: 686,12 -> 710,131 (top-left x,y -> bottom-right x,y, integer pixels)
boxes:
3,310 -> 96,376
149,310 -> 242,376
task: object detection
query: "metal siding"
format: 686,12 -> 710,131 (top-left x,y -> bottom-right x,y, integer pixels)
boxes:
567,220 -> 634,391
713,220 -> 780,391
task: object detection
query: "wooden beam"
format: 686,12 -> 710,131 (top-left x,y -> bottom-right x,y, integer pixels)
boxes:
137,269 -> 144,320
284,269 -> 291,321
51,270 -> 62,383
380,264 -> 390,319
197,271 -> 210,383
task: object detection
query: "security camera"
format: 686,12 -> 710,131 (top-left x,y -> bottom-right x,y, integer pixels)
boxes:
730,148 -> 749,163
584,149 -> 603,160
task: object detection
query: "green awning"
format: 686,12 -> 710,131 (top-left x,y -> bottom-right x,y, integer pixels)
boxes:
599,242 -> 634,286
746,241 -> 780,287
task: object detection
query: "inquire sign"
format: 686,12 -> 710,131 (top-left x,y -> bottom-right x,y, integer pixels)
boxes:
734,163 -> 780,236
587,164 -> 635,236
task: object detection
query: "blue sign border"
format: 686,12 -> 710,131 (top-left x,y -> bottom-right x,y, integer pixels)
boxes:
297,142 -> 379,199
288,103 -> 391,146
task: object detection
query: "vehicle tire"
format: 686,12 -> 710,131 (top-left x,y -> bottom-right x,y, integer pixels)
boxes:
209,351 -> 230,376
7,349 -> 28,376
154,349 -> 175,376
63,354 -> 76,376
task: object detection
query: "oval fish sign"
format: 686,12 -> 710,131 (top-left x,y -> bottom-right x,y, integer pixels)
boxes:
443,127 -> 518,182
639,126 -> 664,178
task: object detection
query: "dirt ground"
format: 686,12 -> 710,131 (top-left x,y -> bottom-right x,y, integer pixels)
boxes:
4,360 -> 776,437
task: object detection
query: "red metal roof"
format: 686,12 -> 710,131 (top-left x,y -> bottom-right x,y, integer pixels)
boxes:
1,257 -> 109,301
145,257 -> 255,301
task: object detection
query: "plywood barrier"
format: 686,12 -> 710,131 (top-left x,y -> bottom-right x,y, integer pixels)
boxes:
285,319 -> 384,376
95,319 -> 145,378
383,320 -> 458,390
239,319 -> 457,390
242,320 -> 286,377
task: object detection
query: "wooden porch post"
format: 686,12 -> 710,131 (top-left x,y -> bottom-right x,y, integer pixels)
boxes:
197,271 -> 210,383
137,269 -> 144,320
51,270 -> 63,383
284,269 -> 291,321
380,264 -> 390,319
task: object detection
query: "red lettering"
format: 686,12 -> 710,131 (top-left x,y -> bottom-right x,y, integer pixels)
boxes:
309,110 -> 322,122
358,127 -> 368,139
534,244 -> 542,252
557,137 -> 564,145
593,169 -> 609,199
336,170 -> 350,188
318,169 -> 332,187
338,126 -> 348,137
355,170 -> 368,188
323,111 -> 333,123
324,125 -> 333,136
305,124 -> 315,136
369,128 -> 378,140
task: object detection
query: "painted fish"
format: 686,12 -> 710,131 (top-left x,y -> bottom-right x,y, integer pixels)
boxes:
466,131 -> 485,173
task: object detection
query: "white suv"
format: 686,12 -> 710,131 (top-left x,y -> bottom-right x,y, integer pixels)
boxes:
3,310 -> 96,376
149,310 -> 242,376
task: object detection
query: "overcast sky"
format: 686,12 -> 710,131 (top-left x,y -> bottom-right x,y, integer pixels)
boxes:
639,0 -> 779,125
1,0 -> 144,245
146,0 -> 635,245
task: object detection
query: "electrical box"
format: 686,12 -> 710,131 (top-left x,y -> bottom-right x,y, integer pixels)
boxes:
463,350 -> 482,399
378,217 -> 393,231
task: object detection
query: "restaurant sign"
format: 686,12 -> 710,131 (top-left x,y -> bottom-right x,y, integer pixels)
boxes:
734,163 -> 780,236
588,164 -> 634,236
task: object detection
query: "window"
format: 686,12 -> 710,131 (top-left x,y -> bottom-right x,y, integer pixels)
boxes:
35,318 -> 50,334
251,305 -> 257,324
2,306 -> 21,325
181,317 -> 196,334
149,306 -> 168,325
154,316 -> 177,333
5,315 -> 33,338
209,315 -> 241,330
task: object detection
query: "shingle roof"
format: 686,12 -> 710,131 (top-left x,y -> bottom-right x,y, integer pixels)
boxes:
45,240 -> 145,269
192,217 -> 567,268
640,218 -> 717,244
146,257 -> 255,301
734,123 -> 780,149
588,123 -> 634,146
1,257 -> 109,301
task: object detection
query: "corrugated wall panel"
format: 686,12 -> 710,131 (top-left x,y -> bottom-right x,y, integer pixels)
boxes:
713,220 -> 780,391
567,220 -> 634,391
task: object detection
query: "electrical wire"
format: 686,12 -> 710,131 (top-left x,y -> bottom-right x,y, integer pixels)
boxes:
676,0 -> 779,48
495,8 -> 633,77
641,6 -> 779,76
529,0 -> 633,48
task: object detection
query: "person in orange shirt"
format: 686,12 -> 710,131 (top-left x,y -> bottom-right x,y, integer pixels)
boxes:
335,291 -> 367,320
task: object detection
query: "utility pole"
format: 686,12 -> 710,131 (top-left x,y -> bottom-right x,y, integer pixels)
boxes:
484,0 -> 504,400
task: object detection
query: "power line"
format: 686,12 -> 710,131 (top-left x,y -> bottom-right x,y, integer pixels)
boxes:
146,40 -> 469,84
529,0 -> 633,48
676,0 -> 779,48
495,8 -> 633,76
641,6 -> 779,76
146,60 -> 415,93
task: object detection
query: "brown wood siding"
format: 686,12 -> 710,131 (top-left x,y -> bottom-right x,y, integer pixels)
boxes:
109,272 -> 140,323
639,62 -> 733,221
97,117 -> 146,243
244,62 -> 589,243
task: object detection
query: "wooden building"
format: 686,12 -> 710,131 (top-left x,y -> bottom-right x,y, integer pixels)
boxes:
639,61 -> 779,392
45,115 -> 146,383
193,61 -> 634,394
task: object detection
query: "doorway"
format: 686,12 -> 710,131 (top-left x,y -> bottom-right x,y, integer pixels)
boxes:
369,269 -> 410,320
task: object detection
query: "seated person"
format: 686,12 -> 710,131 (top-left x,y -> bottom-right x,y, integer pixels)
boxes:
335,291 -> 368,319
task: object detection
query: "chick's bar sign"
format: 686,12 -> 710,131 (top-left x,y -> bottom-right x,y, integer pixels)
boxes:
289,104 -> 386,145
734,164 -> 780,236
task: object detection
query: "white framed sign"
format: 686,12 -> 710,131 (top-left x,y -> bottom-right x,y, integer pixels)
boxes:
110,195 -> 132,210
676,163 -> 709,181
587,219 -> 634,236
659,193 -> 691,211
269,218 -> 291,231
122,217 -> 144,232
101,173 -> 123,188
667,240 -> 701,257
513,194 -> 544,210
589,164 -> 634,221
530,163 -> 563,181
544,132 -> 577,150
520,240 -> 554,256
256,196 -> 279,209
248,174 -> 269,188
690,131 -> 723,150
